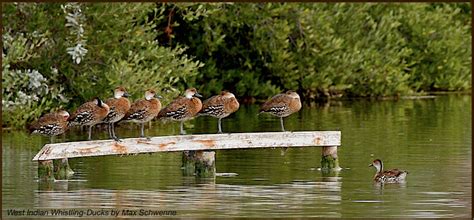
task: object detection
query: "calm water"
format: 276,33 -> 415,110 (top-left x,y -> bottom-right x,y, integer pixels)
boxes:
2,95 -> 471,218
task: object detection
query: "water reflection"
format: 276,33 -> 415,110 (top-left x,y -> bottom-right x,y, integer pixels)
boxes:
34,177 -> 342,217
371,181 -> 407,195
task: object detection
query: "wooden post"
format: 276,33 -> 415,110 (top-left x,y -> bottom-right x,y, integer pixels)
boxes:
194,151 -> 215,178
321,146 -> 340,170
182,151 -> 216,177
53,158 -> 74,179
38,160 -> 54,180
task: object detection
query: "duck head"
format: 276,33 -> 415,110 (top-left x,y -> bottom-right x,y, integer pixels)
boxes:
369,159 -> 383,173
286,90 -> 300,100
145,89 -> 158,100
221,90 -> 236,98
93,97 -> 104,107
185,88 -> 202,99
58,110 -> 70,120
114,86 -> 130,98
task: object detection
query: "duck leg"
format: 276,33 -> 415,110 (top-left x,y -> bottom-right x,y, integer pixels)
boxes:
180,121 -> 186,135
280,117 -> 288,153
280,117 -> 286,132
110,123 -> 115,138
50,136 -> 54,144
112,123 -> 121,142
140,123 -> 145,138
217,118 -> 223,134
107,123 -> 113,139
139,123 -> 151,141
88,125 -> 92,140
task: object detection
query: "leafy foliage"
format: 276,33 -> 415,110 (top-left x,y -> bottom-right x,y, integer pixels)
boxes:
2,3 -> 203,128
2,3 -> 471,128
154,3 -> 471,99
2,30 -> 68,128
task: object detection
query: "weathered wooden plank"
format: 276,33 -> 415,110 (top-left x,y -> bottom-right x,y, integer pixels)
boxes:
32,131 -> 341,161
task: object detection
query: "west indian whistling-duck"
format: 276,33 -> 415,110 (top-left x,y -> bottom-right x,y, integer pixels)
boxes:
103,86 -> 131,141
123,89 -> 161,139
259,90 -> 302,132
157,88 -> 202,135
28,110 -> 70,143
369,159 -> 408,183
199,91 -> 240,133
68,97 -> 110,141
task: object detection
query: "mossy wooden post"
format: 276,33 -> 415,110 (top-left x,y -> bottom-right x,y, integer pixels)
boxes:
321,146 -> 340,170
182,150 -> 215,177
53,158 -> 74,179
38,160 -> 54,180
194,151 -> 215,177
182,151 -> 196,176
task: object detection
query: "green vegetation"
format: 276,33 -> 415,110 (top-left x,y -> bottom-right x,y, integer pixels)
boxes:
3,3 -> 203,128
2,3 -> 471,128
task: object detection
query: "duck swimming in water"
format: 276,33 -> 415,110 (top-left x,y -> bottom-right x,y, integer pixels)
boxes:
369,159 -> 408,183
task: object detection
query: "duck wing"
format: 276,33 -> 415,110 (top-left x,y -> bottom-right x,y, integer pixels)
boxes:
124,99 -> 151,120
260,94 -> 290,113
158,97 -> 188,120
383,169 -> 406,177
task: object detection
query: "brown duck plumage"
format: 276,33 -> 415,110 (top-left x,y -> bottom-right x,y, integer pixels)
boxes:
157,88 -> 202,135
260,90 -> 301,131
68,97 -> 110,140
369,159 -> 408,183
123,89 -> 161,138
28,110 -> 70,143
103,86 -> 131,141
199,91 -> 239,133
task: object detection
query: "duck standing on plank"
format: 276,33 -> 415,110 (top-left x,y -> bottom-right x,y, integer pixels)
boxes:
199,91 -> 240,134
103,86 -> 131,141
123,89 -> 161,139
157,88 -> 202,135
259,90 -> 302,132
28,110 -> 70,143
68,97 -> 110,141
